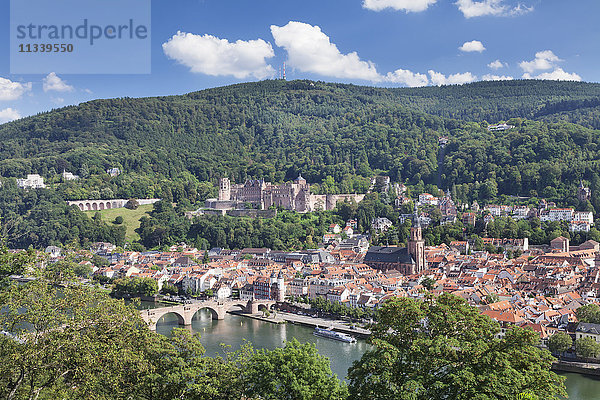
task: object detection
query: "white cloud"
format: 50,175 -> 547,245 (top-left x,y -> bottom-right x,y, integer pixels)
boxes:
523,68 -> 581,81
385,69 -> 429,87
459,40 -> 486,53
51,97 -> 65,104
488,59 -> 506,69
0,108 -> 21,123
510,3 -> 534,15
362,0 -> 437,12
482,74 -> 513,81
428,70 -> 477,86
43,73 -> 73,92
0,77 -> 32,101
455,0 -> 532,18
456,0 -> 506,17
162,31 -> 275,79
271,21 -> 381,82
519,50 -> 561,73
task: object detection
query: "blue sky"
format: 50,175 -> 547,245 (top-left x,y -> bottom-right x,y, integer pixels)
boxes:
1,0 -> 599,123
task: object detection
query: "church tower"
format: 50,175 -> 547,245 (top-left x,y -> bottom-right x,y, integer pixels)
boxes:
407,207 -> 426,273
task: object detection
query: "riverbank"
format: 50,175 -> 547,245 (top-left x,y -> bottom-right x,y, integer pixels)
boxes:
228,310 -> 371,339
552,360 -> 600,377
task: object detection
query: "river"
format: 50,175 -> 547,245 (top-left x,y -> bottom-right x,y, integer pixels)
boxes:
154,310 -> 600,399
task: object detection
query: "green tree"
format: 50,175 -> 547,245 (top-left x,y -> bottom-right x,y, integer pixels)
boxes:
112,277 -> 158,298
576,304 -> 600,324
420,277 -> 436,291
125,199 -> 140,210
485,293 -> 500,304
114,216 -> 124,225
242,338 -> 348,400
547,332 -> 572,359
0,274 -> 154,399
160,282 -> 179,296
141,328 -> 247,400
92,254 -> 110,268
348,294 -> 566,400
0,244 -> 34,287
73,262 -> 93,278
576,336 -> 600,359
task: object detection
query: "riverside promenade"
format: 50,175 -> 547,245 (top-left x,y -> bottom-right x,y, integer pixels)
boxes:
552,360 -> 600,377
229,310 -> 371,339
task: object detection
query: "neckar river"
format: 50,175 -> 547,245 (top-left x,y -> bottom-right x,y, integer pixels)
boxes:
155,310 -> 600,399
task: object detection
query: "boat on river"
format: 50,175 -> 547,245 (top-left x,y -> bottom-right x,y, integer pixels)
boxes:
313,327 -> 356,343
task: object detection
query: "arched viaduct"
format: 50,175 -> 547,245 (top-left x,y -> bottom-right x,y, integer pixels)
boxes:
139,299 -> 276,330
68,199 -> 127,211
67,198 -> 160,212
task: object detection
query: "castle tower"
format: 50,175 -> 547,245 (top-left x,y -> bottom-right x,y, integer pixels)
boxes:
277,271 -> 286,302
407,207 -> 426,273
579,181 -> 591,202
218,178 -> 231,201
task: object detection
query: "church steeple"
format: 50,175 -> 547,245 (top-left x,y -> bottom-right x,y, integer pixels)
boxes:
408,205 -> 426,273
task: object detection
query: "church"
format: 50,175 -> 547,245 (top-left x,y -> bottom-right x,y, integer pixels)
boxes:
363,210 -> 426,275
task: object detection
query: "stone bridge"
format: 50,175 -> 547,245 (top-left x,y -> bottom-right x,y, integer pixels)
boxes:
67,198 -> 160,212
140,299 -> 276,330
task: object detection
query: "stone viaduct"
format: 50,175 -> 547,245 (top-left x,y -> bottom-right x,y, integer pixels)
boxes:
139,299 -> 276,330
67,198 -> 160,212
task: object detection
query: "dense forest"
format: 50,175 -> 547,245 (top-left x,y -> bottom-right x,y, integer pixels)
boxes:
2,79 -> 600,248
0,179 -> 126,249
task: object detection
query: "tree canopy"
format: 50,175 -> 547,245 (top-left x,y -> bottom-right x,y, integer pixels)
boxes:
347,293 -> 566,400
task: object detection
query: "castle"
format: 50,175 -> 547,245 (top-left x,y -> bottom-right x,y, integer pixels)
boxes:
206,176 -> 365,212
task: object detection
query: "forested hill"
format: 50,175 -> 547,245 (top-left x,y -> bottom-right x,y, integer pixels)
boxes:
389,80 -> 600,127
1,79 -> 600,203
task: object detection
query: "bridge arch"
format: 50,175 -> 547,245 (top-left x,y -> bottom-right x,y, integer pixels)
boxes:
258,304 -> 269,313
190,306 -> 220,321
156,311 -> 186,327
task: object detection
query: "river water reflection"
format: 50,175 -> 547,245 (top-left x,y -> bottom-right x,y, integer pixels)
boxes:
155,310 -> 600,399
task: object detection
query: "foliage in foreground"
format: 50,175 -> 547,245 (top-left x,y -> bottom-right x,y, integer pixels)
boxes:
347,293 -> 566,400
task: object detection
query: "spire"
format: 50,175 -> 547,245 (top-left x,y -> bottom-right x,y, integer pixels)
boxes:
413,204 -> 421,228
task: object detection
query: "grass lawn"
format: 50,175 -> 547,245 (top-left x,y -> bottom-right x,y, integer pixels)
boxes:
85,204 -> 153,241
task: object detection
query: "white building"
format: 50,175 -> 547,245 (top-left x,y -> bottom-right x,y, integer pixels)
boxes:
540,208 -> 575,222
574,211 -> 594,225
371,217 -> 393,232
106,167 -> 121,177
288,278 -> 308,297
326,286 -> 350,304
488,123 -> 515,132
62,170 -> 79,181
418,193 -> 439,206
570,221 -> 591,233
485,205 -> 512,217
17,174 -> 45,189
512,206 -> 530,220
